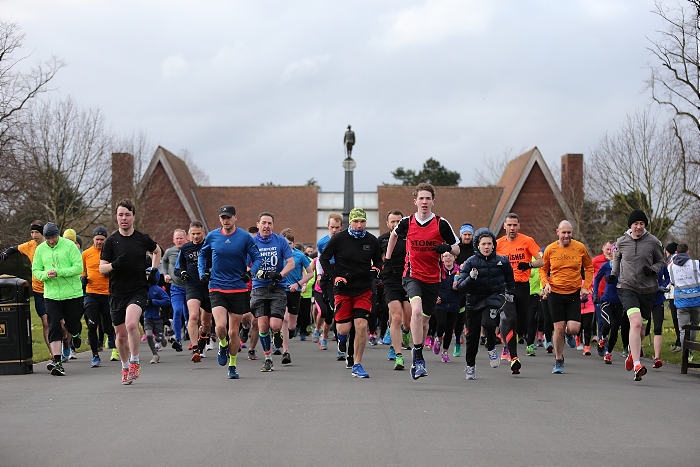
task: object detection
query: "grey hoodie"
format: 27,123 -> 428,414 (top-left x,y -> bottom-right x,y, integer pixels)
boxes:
611,229 -> 666,295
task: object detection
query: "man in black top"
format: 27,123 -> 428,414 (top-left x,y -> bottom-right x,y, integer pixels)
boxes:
320,207 -> 382,378
99,198 -> 161,385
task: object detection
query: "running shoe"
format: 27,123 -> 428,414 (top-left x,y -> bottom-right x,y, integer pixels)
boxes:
228,365 -> 240,379
500,346 -> 511,362
191,351 -> 202,363
465,365 -> 475,380
425,336 -> 434,350
510,357 -> 521,374
62,339 -> 71,360
351,363 -> 369,378
441,351 -> 450,363
272,346 -> 282,356
273,331 -> 283,349
575,335 -> 582,350
488,349 -> 499,368
382,328 -> 391,345
110,349 -> 119,361
150,355 -> 160,364
261,358 -> 274,372
401,331 -> 411,349
141,334 -> 146,342
604,353 -> 612,364
583,345 -> 591,356
46,358 -> 55,371
345,355 -> 354,369
69,349 -> 77,360
107,336 -> 116,349
526,344 -> 536,357
239,326 -> 250,344
282,352 -> 292,364
480,335 -> 486,346
61,355 -> 68,363
388,346 -> 396,361
72,333 -> 82,349
633,364 -> 647,381
653,358 -> 663,369
200,348 -> 207,358
552,359 -> 564,374
337,350 -> 346,361
565,334 -> 576,349
155,342 -> 162,351
248,349 -> 257,360
172,340 -> 183,352
217,344 -> 229,366
121,368 -> 131,385
411,359 -> 427,379
312,329 -> 321,343
621,349 -> 629,359
368,334 -> 378,346
90,355 -> 101,368
537,339 -> 544,347
433,338 -> 441,355
127,362 -> 140,381
319,339 -> 328,351
453,343 -> 462,357
205,340 -> 214,352
51,362 -> 65,376
545,342 -> 553,353
518,337 -> 526,345
625,352 -> 634,371
394,354 -> 404,370
597,339 -> 606,357
299,333 -> 307,341
671,344 -> 682,353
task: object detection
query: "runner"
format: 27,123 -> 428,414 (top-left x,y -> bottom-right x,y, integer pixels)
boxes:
99,198 -> 162,385
385,183 -> 460,380
163,229 -> 189,355
539,220 -> 593,374
319,207 -> 382,378
312,213 -> 343,349
433,251 -> 460,362
199,206 -> 261,379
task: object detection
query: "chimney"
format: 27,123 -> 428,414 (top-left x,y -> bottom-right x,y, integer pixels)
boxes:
111,153 -> 135,228
560,153 -> 584,207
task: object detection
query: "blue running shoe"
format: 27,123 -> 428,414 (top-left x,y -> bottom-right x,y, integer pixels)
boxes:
351,363 -> 370,378
228,365 -> 240,379
312,329 -> 321,343
488,349 -> 500,368
465,365 -> 475,380
412,359 -> 427,379
552,359 -> 564,374
62,340 -> 71,360
565,334 -> 576,349
90,355 -> 101,368
388,346 -> 396,361
217,344 -> 229,366
382,328 -> 391,345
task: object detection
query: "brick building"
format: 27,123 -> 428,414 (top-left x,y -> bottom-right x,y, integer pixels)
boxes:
120,146 -> 581,249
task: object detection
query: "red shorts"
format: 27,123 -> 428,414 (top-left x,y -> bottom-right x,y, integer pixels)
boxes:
334,289 -> 373,323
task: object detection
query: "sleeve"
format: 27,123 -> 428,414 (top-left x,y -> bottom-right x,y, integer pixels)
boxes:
372,237 -> 383,267
659,266 -> 670,289
319,235 -> 336,275
593,264 -> 606,297
57,242 -> 84,278
503,262 -> 515,295
100,238 -> 114,262
281,239 -> 293,260
32,247 -> 49,282
582,248 -> 594,290
526,237 -> 542,258
144,234 -> 158,253
457,259 -> 473,294
152,287 -> 171,307
174,250 -> 184,277
198,235 -> 212,278
82,251 -> 88,278
539,247 -> 550,286
439,219 -> 459,245
652,240 -> 666,273
610,238 -> 622,277
301,254 -> 312,270
393,217 -> 409,238
247,237 -> 262,277
380,235 -> 389,255
162,248 -> 171,271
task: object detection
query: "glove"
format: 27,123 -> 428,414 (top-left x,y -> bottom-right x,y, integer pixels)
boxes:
434,243 -> 452,254
581,296 -> 589,303
593,296 -> 600,305
469,268 -> 478,279
642,265 -> 656,277
0,252 -> 6,261
80,276 -> 88,287
659,286 -> 670,293
334,276 -> 348,288
517,262 -> 532,271
180,271 -> 189,281
147,268 -> 157,285
504,293 -> 514,303
370,266 -> 381,279
267,271 -> 283,281
607,274 -> 617,283
200,270 -> 210,284
111,254 -> 125,271
267,278 -> 280,292
146,299 -> 153,306
241,270 -> 252,282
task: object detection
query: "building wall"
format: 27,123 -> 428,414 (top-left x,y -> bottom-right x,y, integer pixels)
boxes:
140,162 -> 193,247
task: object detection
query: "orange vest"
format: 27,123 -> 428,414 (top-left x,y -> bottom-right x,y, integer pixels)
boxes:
82,246 -> 110,295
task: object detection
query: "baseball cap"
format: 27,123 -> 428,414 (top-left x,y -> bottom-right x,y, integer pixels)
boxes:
219,205 -> 236,217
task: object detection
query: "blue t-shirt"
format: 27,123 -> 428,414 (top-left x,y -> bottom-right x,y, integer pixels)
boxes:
285,248 -> 312,291
199,227 -> 261,292
317,235 -> 334,264
252,233 -> 293,290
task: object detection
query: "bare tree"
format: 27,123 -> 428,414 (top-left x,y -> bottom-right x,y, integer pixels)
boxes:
474,147 -> 518,187
178,148 -> 210,186
587,108 -> 696,241
648,0 -> 700,200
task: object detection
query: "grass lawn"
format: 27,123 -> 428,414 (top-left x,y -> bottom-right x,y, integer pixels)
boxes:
30,298 -> 93,363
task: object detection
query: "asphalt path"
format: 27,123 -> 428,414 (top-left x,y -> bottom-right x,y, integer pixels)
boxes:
1,336 -> 698,466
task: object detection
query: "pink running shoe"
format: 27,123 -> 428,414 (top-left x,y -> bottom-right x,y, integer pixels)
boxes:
433,337 -> 441,355
501,346 -> 511,362
441,351 -> 450,363
425,336 -> 434,350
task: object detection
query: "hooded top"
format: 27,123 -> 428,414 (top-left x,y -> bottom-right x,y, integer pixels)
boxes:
611,229 -> 666,295
145,268 -> 171,320
457,228 -> 515,310
668,252 -> 700,308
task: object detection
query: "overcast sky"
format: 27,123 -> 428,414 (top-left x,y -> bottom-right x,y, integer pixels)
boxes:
4,0 -> 666,191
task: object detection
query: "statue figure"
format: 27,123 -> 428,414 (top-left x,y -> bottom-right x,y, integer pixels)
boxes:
344,125 -> 355,159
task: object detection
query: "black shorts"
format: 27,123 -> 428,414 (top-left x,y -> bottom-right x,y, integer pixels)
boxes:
618,288 -> 654,322
547,291 -> 581,324
186,285 -> 213,313
210,291 -> 248,315
110,293 -> 148,327
286,291 -> 301,316
384,280 -> 408,304
402,277 -> 439,317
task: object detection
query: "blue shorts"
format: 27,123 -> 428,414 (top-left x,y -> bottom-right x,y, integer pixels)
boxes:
33,291 -> 47,317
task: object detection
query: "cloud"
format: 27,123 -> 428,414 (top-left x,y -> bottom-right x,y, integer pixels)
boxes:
161,55 -> 189,81
281,54 -> 331,83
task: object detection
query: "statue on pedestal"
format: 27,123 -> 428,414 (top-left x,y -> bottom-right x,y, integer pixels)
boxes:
344,125 -> 355,159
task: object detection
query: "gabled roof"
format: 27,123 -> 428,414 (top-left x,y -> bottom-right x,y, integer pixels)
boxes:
138,146 -> 199,222
489,146 -> 572,231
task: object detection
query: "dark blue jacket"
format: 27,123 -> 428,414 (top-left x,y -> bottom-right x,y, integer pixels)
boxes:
435,265 -> 460,313
145,269 -> 170,320
175,241 -> 210,288
593,261 -> 620,304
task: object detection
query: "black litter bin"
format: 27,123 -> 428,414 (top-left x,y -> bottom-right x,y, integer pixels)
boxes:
0,275 -> 33,374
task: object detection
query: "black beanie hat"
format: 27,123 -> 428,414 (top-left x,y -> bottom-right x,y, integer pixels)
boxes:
43,222 -> 59,238
627,209 -> 649,227
666,242 -> 678,254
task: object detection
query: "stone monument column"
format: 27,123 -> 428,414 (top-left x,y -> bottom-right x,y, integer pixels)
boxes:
342,157 -> 356,226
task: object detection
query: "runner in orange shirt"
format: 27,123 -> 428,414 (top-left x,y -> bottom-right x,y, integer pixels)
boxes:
540,220 -> 593,374
496,213 -> 543,362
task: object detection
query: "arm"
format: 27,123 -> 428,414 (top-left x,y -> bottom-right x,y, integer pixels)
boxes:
198,237 -> 211,279
581,251 -> 594,296
151,287 -> 171,307
57,242 -> 84,278
174,250 -> 184,279
503,263 -> 515,296
162,249 -> 172,283
385,230 -> 398,259
31,247 -> 49,282
247,238 -> 262,277
150,245 -> 162,271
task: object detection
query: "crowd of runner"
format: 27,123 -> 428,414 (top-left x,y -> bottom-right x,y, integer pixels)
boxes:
2,182 -> 699,384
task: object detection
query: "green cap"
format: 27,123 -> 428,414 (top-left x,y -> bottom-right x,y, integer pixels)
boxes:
349,207 -> 367,222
